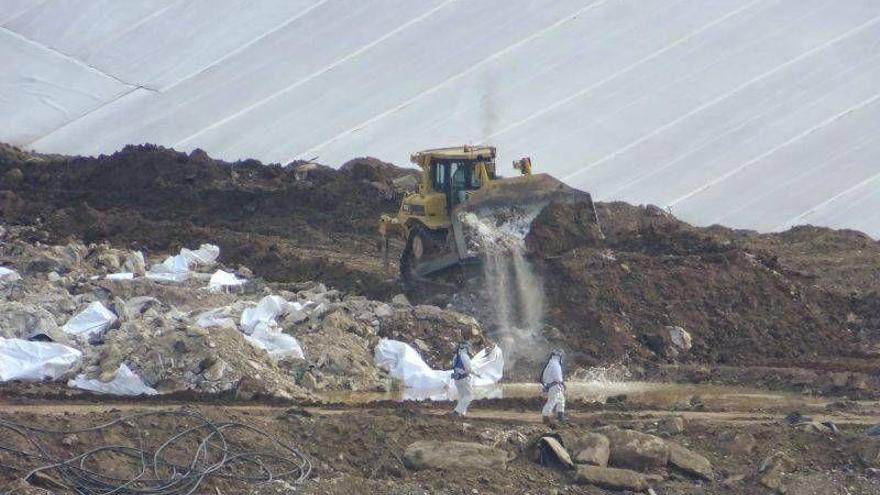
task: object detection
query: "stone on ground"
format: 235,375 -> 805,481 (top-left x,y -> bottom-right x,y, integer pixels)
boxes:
602,427 -> 670,470
574,465 -> 649,491
572,433 -> 610,467
666,441 -> 713,480
403,441 -> 508,471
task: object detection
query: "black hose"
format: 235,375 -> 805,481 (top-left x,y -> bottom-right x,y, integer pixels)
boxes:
0,410 -> 311,494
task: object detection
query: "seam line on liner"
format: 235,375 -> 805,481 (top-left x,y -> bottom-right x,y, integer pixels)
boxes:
564,11 -> 880,184
25,87 -> 147,148
172,0 -> 456,150
287,0 -> 609,163
0,26 -> 155,91
483,0 -> 765,149
604,51 -> 880,202
775,162 -> 880,231
157,0 -> 330,93
667,90 -> 880,209
712,130 -> 880,226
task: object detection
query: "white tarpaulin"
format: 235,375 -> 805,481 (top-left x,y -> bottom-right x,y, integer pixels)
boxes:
146,253 -> 190,282
240,295 -> 289,335
0,267 -> 21,284
244,326 -> 305,360
195,307 -> 236,329
181,244 -> 220,267
239,295 -> 306,360
0,337 -> 82,382
146,243 -> 221,282
374,339 -> 505,390
69,363 -> 158,396
62,301 -> 116,338
208,269 -> 246,291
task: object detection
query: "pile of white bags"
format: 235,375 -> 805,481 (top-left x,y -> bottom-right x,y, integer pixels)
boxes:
0,337 -> 82,382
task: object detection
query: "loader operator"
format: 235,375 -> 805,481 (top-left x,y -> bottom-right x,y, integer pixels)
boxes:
541,349 -> 566,424
451,341 -> 479,417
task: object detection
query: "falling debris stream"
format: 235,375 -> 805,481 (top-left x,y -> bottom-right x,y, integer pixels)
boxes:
459,208 -> 547,367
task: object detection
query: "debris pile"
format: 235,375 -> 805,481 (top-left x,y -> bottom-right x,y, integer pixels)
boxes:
0,226 -> 491,397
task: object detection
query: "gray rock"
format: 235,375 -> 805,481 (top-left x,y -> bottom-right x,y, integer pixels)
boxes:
667,441 -> 713,480
403,441 -> 507,471
374,303 -> 394,319
573,433 -> 610,467
391,294 -> 411,306
574,466 -> 648,491
603,427 -> 670,470
540,436 -> 574,469
659,416 -> 686,435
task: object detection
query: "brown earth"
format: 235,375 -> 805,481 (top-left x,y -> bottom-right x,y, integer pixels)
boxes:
2,142 -> 880,385
0,143 -> 412,300
526,200 -> 880,388
2,394 -> 880,495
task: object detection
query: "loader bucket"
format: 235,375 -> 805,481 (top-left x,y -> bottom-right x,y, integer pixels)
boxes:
459,173 -> 589,216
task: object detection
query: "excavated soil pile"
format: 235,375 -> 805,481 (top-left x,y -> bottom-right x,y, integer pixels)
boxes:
0,143 -> 415,299
527,200 -> 880,380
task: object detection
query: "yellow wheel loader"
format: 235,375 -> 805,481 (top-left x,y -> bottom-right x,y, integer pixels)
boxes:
379,145 -> 597,285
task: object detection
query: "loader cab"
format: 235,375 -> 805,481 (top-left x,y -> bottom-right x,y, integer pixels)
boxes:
430,159 -> 483,208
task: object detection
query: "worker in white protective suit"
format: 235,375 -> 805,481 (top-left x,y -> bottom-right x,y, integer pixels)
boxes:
541,349 -> 566,424
451,341 -> 480,417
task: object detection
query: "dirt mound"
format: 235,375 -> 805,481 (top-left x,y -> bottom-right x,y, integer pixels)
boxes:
527,201 -> 880,372
0,144 -> 416,299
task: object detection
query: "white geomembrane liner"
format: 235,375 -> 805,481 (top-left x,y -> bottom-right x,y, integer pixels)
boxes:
0,337 -> 82,382
61,301 -> 117,338
6,1 -> 880,236
69,363 -> 158,396
374,339 -> 504,392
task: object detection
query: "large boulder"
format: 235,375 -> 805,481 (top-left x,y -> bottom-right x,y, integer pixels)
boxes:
667,442 -> 713,480
403,441 -> 508,471
602,427 -> 670,470
572,433 -> 610,467
574,466 -> 648,491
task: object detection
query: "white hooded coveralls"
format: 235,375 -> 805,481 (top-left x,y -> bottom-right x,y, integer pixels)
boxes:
453,348 -> 474,415
541,355 -> 565,417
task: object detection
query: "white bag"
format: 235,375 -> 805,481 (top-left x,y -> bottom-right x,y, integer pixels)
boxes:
0,266 -> 21,284
62,301 -> 117,338
0,337 -> 82,382
69,363 -> 158,396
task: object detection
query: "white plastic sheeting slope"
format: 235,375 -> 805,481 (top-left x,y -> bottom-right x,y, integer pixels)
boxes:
3,0 -> 880,236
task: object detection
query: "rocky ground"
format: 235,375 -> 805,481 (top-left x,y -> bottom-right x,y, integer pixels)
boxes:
3,142 -> 880,494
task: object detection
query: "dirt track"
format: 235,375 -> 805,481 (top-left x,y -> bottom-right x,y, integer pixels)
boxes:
3,386 -> 880,495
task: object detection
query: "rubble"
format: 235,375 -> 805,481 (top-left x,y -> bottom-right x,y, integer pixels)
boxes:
574,465 -> 649,491
0,226 -> 489,398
